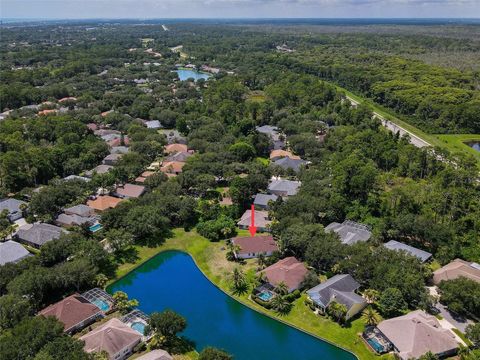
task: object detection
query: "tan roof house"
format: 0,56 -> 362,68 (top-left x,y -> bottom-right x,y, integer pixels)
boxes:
237,209 -> 271,232
160,161 -> 185,175
38,294 -> 102,333
231,235 -> 278,259
164,143 -> 188,154
433,259 -> 480,285
135,171 -> 156,183
135,349 -> 173,360
87,196 -> 123,212
269,149 -> 300,161
259,257 -> 308,293
80,318 -> 142,360
113,184 -> 146,199
377,310 -> 459,360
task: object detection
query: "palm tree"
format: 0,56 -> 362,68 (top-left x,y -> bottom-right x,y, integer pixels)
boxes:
271,295 -> 292,315
257,253 -> 266,269
275,281 -> 289,296
363,289 -> 380,304
328,301 -> 348,323
231,267 -> 247,295
361,306 -> 381,326
418,352 -> 439,360
95,273 -> 108,288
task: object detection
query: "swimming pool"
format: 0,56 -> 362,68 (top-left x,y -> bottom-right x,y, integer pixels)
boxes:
366,337 -> 386,353
91,298 -> 110,312
258,290 -> 274,302
131,321 -> 146,335
89,223 -> 103,232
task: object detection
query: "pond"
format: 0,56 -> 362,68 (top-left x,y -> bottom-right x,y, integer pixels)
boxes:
108,251 -> 356,360
466,141 -> 480,152
175,69 -> 212,81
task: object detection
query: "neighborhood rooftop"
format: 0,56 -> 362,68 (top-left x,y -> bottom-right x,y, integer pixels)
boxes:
260,257 -> 308,292
267,178 -> 301,197
0,240 -> 31,265
325,220 -> 372,245
16,223 -> 66,248
433,258 -> 480,284
383,240 -> 432,263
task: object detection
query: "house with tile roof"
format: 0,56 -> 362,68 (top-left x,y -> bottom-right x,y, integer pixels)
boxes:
135,171 -> 156,184
307,274 -> 367,320
256,125 -> 285,150
259,257 -> 308,293
87,196 -> 123,212
0,240 -> 32,265
0,198 -> 27,222
383,240 -> 432,263
165,151 -> 192,163
103,153 -> 123,166
113,184 -> 146,199
376,310 -> 459,360
253,193 -> 278,210
55,213 -> 95,227
164,143 -> 188,154
433,259 -> 480,285
269,149 -> 300,161
273,157 -> 308,173
80,318 -> 142,360
237,209 -> 271,232
85,164 -> 114,178
135,349 -> 172,360
231,235 -> 279,259
325,220 -> 372,246
160,161 -> 185,175
15,223 -> 66,249
38,294 -> 103,333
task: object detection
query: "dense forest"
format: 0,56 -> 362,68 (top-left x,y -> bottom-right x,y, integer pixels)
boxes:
0,21 -> 479,360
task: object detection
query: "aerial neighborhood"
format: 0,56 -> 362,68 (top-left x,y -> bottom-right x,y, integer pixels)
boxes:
0,19 -> 479,360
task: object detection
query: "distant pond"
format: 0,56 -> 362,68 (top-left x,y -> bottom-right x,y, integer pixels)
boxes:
108,250 -> 356,360
466,141 -> 480,152
175,69 -> 212,81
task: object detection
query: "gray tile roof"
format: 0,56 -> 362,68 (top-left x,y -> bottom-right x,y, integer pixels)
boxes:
253,193 -> 278,208
307,274 -> 365,311
383,240 -> 432,263
64,204 -> 95,218
145,120 -> 162,129
267,178 -> 301,197
273,157 -> 308,172
165,151 -> 192,162
0,198 -> 27,217
325,220 -> 372,245
56,213 -> 95,227
110,146 -> 129,154
256,125 -> 286,149
16,223 -> 66,247
0,240 -> 32,265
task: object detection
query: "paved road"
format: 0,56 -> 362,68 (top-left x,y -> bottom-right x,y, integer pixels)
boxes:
346,96 -> 431,148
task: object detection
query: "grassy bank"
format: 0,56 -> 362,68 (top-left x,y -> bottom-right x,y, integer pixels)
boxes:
109,229 -> 389,360
436,134 -> 480,163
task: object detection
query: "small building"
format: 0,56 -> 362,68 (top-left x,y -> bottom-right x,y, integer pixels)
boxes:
103,153 -> 123,166
0,198 -> 27,222
269,150 -> 299,161
135,349 -> 173,360
273,157 -> 308,173
165,151 -> 192,162
237,209 -> 271,232
64,204 -> 96,218
307,274 -> 367,320
256,125 -> 285,150
376,310 -> 459,360
15,223 -> 66,249
85,164 -> 114,177
231,235 -> 278,259
80,318 -> 142,360
267,178 -> 301,197
135,171 -> 156,184
383,240 -> 432,263
253,193 -> 278,210
0,240 -> 32,265
145,120 -> 162,129
164,143 -> 188,154
113,184 -> 146,199
107,136 -> 129,148
325,220 -> 372,245
160,161 -> 185,175
110,146 -> 129,155
433,259 -> 480,285
259,257 -> 308,293
38,294 -> 103,334
87,196 -> 123,212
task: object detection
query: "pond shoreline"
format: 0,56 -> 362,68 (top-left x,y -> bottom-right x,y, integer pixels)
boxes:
108,243 -> 364,360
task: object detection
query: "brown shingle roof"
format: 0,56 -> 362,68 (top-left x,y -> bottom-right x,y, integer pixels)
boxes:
114,183 -> 145,198
232,235 -> 278,256
160,161 -> 185,174
260,257 -> 308,292
87,196 -> 123,211
38,294 -> 101,332
80,318 -> 141,357
433,259 -> 480,284
164,143 -> 188,154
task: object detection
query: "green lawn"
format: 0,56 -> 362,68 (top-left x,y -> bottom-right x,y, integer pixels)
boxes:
435,134 -> 480,163
108,229 -> 390,360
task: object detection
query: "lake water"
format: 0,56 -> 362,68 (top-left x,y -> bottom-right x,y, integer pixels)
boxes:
175,69 -> 212,81
466,142 -> 480,152
108,251 -> 356,360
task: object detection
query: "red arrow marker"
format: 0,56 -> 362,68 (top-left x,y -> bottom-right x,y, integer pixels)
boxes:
249,204 -> 257,237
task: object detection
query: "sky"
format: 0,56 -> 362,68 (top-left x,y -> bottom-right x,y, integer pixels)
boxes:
1,0 -> 479,20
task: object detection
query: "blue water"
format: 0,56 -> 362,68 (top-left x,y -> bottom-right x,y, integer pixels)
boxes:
367,338 -> 384,353
91,298 -> 110,312
467,142 -> 480,152
131,321 -> 146,335
175,69 -> 212,82
89,223 -> 103,232
258,290 -> 274,302
108,251 -> 356,360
